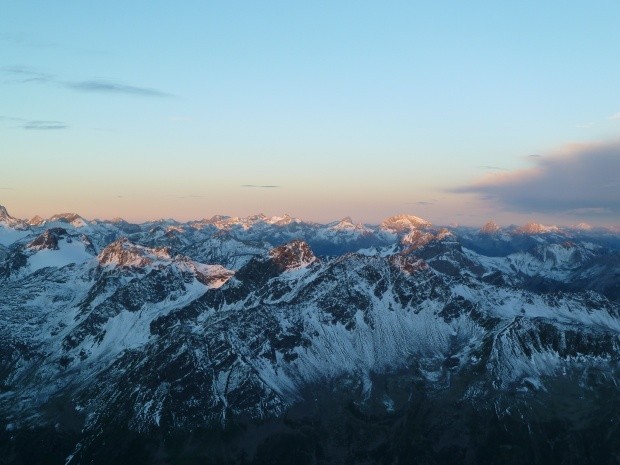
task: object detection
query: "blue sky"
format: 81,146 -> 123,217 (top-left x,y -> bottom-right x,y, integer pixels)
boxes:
1,1 -> 619,225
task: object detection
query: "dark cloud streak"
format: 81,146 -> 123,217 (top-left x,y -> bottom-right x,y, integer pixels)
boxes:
1,66 -> 170,98
241,184 -> 280,188
66,80 -> 171,97
22,120 -> 67,130
1,66 -> 54,84
0,115 -> 68,130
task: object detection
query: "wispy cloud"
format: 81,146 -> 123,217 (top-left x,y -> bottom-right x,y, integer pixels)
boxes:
1,66 -> 54,83
478,165 -> 508,171
0,115 -> 68,130
453,141 -> 620,220
241,184 -> 280,188
1,66 -> 170,98
0,115 -> 24,123
22,120 -> 67,130
565,207 -> 611,215
610,113 -> 620,120
66,80 -> 171,97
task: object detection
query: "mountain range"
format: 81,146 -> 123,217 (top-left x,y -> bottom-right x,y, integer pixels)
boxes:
1,205 -> 619,464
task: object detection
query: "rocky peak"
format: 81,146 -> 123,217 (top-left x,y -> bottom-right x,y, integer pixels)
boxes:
401,228 -> 453,251
28,215 -> 45,226
98,238 -> 172,268
269,239 -> 316,270
381,214 -> 432,233
0,205 -> 28,229
49,213 -> 82,222
48,212 -> 88,228
480,220 -> 501,235
516,222 -> 560,235
205,215 -> 230,224
28,228 -> 68,251
182,260 -> 234,288
401,230 -> 435,249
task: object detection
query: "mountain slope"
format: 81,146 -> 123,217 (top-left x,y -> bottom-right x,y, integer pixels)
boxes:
0,205 -> 619,464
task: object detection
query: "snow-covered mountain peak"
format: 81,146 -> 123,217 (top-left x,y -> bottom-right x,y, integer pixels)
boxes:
48,212 -> 88,228
210,214 -> 266,230
0,204 -> 27,229
12,229 -> 97,272
176,257 -> 234,288
269,239 -> 317,270
27,215 -> 45,226
381,214 -> 432,233
401,227 -> 453,250
265,214 -> 301,226
480,220 -> 501,234
0,206 -> 30,247
329,216 -> 368,232
574,222 -> 593,231
400,229 -> 435,249
516,222 -> 560,235
205,215 -> 231,224
98,238 -> 172,268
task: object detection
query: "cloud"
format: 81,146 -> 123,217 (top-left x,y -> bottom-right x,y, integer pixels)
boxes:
1,66 -> 54,83
609,113 -> 620,120
0,115 -> 68,130
241,184 -> 280,188
22,120 -> 67,130
1,66 -> 170,97
565,207 -> 611,216
66,80 -> 171,97
478,165 -> 508,171
0,115 -> 24,122
453,141 -> 620,220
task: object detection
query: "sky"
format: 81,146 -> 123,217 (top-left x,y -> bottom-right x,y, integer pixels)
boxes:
1,1 -> 619,226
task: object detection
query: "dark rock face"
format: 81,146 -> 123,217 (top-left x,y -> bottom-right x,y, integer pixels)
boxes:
1,213 -> 620,464
28,228 -> 68,250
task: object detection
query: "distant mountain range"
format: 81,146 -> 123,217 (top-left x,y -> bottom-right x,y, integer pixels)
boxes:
1,205 -> 619,464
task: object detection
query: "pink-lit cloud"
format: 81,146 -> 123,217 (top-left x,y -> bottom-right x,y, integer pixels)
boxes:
453,141 -> 620,222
